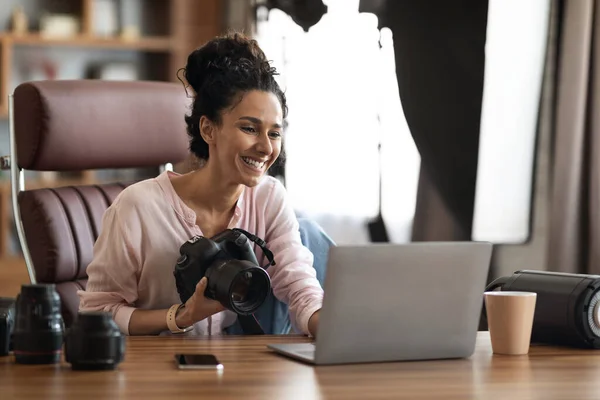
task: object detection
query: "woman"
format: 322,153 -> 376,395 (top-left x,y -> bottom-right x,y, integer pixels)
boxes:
78,32 -> 326,337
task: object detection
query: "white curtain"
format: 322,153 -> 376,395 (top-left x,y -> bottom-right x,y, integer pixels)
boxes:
256,0 -> 420,244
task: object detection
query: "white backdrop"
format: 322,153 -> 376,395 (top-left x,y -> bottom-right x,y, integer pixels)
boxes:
256,0 -> 420,244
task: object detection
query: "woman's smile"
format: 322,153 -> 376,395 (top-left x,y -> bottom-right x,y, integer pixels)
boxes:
240,156 -> 268,174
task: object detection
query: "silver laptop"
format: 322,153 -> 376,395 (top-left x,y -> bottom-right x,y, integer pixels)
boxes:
268,242 -> 492,365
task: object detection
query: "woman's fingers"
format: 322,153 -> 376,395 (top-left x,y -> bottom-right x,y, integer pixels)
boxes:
195,277 -> 207,295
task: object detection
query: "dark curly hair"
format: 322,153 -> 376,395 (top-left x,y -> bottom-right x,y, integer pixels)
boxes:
182,32 -> 288,161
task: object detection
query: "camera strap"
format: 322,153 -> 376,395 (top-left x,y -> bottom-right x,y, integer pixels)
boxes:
238,314 -> 265,335
230,228 -> 275,335
232,228 -> 276,270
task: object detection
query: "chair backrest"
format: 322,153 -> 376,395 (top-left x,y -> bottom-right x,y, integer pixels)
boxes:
11,80 -> 190,326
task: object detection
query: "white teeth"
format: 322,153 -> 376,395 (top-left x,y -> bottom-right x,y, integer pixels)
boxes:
242,157 -> 266,169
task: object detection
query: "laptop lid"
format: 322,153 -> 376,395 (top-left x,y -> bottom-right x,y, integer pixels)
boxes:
312,242 -> 492,365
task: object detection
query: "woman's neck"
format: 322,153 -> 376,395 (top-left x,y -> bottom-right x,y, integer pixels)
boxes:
173,162 -> 243,215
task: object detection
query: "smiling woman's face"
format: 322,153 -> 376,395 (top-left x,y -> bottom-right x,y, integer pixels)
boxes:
200,90 -> 284,187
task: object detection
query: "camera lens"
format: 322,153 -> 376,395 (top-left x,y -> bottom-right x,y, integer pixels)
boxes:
12,284 -> 64,364
65,312 -> 125,370
231,272 -> 252,302
207,260 -> 271,315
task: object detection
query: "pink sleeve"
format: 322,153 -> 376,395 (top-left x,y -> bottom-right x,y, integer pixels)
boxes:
77,199 -> 142,335
264,179 -> 324,335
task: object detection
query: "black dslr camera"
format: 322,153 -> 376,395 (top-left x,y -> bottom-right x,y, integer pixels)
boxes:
174,228 -> 276,316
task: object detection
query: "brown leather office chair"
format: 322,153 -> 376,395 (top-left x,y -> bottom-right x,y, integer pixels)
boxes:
5,80 -> 189,327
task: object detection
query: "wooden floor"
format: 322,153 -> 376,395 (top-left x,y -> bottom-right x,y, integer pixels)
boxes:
0,257 -> 30,298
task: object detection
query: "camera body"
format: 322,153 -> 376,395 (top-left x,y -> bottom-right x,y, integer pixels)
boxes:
174,229 -> 272,315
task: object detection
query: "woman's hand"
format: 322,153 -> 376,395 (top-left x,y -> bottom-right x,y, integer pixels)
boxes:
176,277 -> 226,328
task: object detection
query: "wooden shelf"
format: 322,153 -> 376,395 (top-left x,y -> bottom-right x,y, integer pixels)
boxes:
0,0 -> 224,258
0,35 -> 10,120
0,33 -> 174,52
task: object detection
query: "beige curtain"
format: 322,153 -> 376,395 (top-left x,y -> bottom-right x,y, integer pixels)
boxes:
548,0 -> 600,274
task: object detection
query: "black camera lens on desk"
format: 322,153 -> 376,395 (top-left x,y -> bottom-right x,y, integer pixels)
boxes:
12,284 -> 64,364
65,312 -> 125,371
0,297 -> 16,356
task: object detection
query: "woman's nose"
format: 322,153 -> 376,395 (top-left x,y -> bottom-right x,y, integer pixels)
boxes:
256,133 -> 273,155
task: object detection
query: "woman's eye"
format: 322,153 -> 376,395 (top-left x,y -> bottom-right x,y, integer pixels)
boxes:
269,131 -> 282,138
241,126 -> 256,133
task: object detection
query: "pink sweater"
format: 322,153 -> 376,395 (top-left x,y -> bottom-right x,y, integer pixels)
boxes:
78,171 -> 324,335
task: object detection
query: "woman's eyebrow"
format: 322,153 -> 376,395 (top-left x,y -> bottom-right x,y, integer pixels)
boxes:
239,116 -> 282,129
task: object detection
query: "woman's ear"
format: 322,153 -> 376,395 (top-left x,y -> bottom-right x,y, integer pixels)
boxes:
199,116 -> 216,144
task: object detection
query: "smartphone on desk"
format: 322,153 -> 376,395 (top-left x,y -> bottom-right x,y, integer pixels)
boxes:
174,354 -> 223,370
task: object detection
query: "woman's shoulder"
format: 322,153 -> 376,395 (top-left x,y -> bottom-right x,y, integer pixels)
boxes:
248,175 -> 286,202
109,176 -> 164,213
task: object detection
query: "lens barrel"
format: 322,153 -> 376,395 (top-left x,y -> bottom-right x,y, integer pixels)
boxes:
65,312 -> 125,370
207,260 -> 271,315
12,284 -> 64,364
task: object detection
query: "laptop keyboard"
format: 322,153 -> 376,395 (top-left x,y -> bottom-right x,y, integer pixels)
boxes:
297,343 -> 316,358
297,350 -> 315,357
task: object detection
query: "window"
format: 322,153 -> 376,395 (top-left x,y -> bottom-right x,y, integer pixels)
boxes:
472,0 -> 551,243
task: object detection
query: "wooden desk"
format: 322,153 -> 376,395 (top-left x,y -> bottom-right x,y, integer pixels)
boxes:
2,332 -> 600,399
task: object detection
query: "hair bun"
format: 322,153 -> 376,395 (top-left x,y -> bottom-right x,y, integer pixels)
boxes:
184,32 -> 274,94
182,31 -> 287,162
